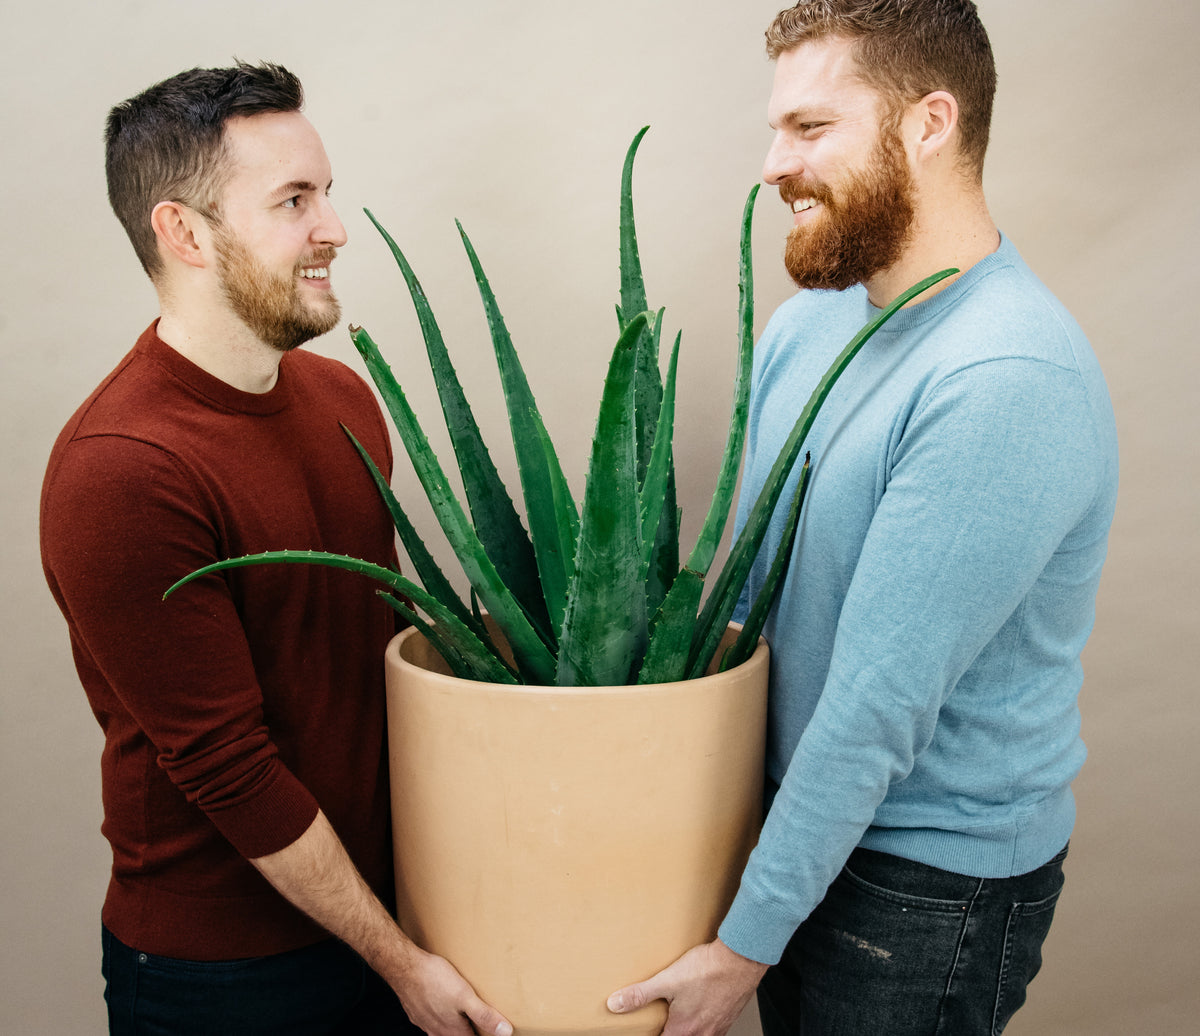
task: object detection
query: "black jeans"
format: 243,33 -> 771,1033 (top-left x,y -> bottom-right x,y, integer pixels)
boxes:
102,927 -> 423,1035
758,844 -> 1068,1036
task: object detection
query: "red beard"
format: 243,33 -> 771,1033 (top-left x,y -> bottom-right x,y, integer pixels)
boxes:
780,127 -> 916,292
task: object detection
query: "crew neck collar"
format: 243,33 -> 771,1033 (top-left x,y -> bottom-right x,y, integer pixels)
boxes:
137,321 -> 293,416
866,233 -> 1015,334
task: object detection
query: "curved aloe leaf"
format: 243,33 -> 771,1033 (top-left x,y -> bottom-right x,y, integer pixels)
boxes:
721,454 -> 810,672
362,209 -> 551,643
686,266 -> 960,679
163,550 -> 518,684
555,312 -> 651,686
455,220 -> 580,638
349,323 -> 557,685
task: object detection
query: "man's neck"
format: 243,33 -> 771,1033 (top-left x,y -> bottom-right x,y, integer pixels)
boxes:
863,189 -> 1000,310
155,301 -> 285,395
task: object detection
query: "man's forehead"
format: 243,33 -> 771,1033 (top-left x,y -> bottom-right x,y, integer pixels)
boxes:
221,110 -> 332,183
768,36 -> 877,122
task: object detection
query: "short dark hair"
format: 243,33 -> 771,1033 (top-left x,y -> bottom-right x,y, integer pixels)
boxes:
765,1 -> 996,179
105,61 -> 304,279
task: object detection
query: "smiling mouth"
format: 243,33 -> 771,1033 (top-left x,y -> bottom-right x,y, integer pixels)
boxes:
791,198 -> 817,214
300,267 -> 330,280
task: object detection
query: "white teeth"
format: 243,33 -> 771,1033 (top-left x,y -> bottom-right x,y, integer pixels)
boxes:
301,267 -> 329,279
791,198 -> 816,214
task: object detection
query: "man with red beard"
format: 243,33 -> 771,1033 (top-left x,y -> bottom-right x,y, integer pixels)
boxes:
40,63 -> 511,1036
609,3 -> 1117,1035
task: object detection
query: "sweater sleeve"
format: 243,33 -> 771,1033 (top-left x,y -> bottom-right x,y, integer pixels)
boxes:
41,433 -> 319,860
719,355 -> 1106,963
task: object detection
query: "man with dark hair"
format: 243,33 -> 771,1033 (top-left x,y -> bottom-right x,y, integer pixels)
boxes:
609,3 -> 1117,1034
41,62 -> 511,1036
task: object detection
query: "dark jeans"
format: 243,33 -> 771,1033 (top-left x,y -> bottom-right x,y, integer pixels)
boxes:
102,927 -> 424,1035
757,844 -> 1068,1036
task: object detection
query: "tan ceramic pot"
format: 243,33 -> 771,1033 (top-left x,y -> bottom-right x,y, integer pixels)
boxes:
383,623 -> 768,1036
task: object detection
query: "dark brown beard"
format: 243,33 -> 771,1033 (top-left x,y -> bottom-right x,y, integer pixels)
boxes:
213,230 -> 341,353
781,127 -> 915,292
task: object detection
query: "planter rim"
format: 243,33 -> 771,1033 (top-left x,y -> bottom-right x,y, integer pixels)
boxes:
385,621 -> 768,697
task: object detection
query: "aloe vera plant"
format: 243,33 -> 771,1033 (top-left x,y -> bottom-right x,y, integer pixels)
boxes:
164,128 -> 955,686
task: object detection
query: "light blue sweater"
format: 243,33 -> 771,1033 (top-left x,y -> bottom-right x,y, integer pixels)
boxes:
720,235 -> 1118,965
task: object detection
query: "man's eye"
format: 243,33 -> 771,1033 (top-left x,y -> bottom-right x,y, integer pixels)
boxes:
283,196 -> 300,209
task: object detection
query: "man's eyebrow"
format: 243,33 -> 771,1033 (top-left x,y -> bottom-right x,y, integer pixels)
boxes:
270,179 -> 333,199
775,106 -> 833,128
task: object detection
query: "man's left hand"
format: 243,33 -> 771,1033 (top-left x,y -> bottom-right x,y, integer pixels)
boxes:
606,938 -> 768,1036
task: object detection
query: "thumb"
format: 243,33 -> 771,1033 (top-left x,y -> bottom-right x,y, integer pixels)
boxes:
463,995 -> 514,1036
607,976 -> 667,1015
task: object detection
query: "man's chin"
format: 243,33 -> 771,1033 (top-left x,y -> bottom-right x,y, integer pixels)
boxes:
267,312 -> 342,353
290,299 -> 342,347
783,243 -> 865,292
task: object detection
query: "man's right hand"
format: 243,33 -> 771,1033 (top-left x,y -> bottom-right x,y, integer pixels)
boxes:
391,944 -> 513,1036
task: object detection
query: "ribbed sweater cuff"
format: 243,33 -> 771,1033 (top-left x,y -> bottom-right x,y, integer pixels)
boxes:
717,887 -> 796,966
203,763 -> 320,860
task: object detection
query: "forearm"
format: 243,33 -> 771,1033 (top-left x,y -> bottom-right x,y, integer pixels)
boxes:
248,809 -> 415,982
249,810 -> 512,1036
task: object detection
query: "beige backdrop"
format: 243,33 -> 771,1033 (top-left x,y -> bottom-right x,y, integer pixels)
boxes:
2,1 -> 1196,1033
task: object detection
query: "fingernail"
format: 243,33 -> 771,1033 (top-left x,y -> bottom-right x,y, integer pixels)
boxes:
497,1024 -> 513,1036
607,993 -> 625,1013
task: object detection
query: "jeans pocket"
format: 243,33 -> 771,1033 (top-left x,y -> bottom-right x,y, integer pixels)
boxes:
842,848 -> 981,909
992,885 -> 1063,1034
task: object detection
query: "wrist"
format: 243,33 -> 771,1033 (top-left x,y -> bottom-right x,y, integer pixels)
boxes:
364,921 -> 422,987
714,937 -> 770,980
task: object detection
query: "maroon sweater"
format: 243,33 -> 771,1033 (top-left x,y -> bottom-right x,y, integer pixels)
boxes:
41,323 -> 399,960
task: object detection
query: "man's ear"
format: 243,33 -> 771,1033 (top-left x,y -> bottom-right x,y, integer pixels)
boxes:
913,89 -> 959,161
150,200 -> 211,271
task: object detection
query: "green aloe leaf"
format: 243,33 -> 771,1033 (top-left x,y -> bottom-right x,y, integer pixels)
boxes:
720,453 -> 811,672
377,592 -> 517,684
683,183 -> 760,577
362,209 -> 551,643
341,424 -> 487,644
455,219 -> 580,639
633,307 -> 666,488
619,128 -> 678,612
163,550 -> 518,684
616,125 -> 651,330
526,402 -> 581,620
686,266 -> 959,679
635,566 -> 704,685
349,323 -> 557,685
636,184 -> 761,677
639,329 -> 681,580
555,312 -> 652,686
